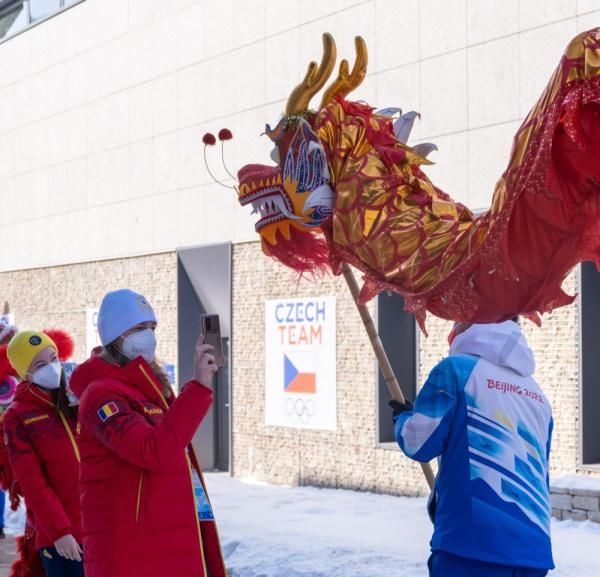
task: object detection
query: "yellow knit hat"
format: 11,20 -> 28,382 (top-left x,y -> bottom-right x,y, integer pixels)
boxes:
7,331 -> 58,379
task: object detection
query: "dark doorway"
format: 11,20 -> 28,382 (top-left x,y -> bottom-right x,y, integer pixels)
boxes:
581,262 -> 600,465
177,243 -> 232,471
376,292 -> 418,444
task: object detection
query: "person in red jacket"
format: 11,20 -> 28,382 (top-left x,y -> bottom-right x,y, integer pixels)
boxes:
4,329 -> 83,577
0,331 -> 17,539
0,334 -> 46,577
69,288 -> 227,577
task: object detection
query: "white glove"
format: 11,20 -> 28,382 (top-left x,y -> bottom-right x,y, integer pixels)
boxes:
54,534 -> 83,562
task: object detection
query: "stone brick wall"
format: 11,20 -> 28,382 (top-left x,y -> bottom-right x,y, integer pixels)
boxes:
232,241 -> 431,496
551,480 -> 600,522
232,242 -> 599,496
0,253 -> 178,367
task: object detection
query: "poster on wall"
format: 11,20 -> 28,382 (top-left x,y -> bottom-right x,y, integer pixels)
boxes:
86,308 -> 101,356
265,296 -> 336,431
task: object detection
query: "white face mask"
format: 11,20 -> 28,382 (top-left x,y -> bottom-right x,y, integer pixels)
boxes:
67,390 -> 80,406
31,361 -> 62,390
121,328 -> 157,363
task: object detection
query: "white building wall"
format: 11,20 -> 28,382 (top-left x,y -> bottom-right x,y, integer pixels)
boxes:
0,0 -> 599,271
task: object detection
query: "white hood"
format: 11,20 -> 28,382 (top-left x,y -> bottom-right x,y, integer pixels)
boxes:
449,321 -> 535,377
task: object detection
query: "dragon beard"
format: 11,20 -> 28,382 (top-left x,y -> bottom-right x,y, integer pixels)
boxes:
263,226 -> 330,275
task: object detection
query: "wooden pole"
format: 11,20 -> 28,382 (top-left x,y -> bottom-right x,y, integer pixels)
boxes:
341,264 -> 436,489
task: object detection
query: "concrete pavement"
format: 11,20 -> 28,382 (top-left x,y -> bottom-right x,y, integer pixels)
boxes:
0,535 -> 17,577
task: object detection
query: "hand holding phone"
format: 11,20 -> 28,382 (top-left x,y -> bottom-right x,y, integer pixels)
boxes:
194,335 -> 218,387
199,314 -> 225,368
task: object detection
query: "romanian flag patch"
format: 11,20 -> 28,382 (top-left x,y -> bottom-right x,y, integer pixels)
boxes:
98,402 -> 120,422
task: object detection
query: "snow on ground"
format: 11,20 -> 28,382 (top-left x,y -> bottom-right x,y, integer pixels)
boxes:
205,473 -> 600,577
3,495 -> 25,536
4,477 -> 599,576
551,474 -> 600,492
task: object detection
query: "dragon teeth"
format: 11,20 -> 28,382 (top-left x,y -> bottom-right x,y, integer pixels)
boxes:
252,198 -> 281,220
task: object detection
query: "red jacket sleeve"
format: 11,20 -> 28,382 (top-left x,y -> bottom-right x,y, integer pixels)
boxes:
80,380 -> 213,472
3,409 -> 72,543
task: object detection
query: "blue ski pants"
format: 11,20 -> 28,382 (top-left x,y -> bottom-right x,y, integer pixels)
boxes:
39,547 -> 85,577
428,550 -> 548,577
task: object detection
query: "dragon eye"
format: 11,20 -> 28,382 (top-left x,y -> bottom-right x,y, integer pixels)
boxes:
270,147 -> 281,164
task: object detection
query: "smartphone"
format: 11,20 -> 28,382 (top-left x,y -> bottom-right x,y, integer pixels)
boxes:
200,314 -> 225,367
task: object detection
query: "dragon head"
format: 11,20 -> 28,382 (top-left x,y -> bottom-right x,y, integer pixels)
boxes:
237,114 -> 333,244
236,33 -> 368,271
234,33 -> 436,275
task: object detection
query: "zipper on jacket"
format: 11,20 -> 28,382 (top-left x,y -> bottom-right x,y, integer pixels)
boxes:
136,472 -> 143,523
58,410 -> 80,463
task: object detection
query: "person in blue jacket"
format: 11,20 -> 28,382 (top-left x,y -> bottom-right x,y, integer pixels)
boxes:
391,319 -> 554,577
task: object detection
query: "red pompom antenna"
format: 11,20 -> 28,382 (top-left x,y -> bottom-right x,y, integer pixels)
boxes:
218,128 -> 233,141
202,132 -> 217,146
202,128 -> 237,189
43,329 -> 75,362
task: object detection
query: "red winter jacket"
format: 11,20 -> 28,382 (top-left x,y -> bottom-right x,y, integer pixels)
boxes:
0,413 -> 13,494
0,416 -> 46,577
69,355 -> 227,577
3,383 -> 82,550
0,414 -> 26,512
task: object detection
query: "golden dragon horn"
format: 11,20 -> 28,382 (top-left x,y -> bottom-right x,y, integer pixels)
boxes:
286,33 -> 337,115
320,36 -> 368,109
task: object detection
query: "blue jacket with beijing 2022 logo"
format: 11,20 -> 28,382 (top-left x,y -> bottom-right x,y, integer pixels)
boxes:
395,321 -> 554,570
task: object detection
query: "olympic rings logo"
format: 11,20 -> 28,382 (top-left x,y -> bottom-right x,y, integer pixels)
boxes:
284,397 -> 315,424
